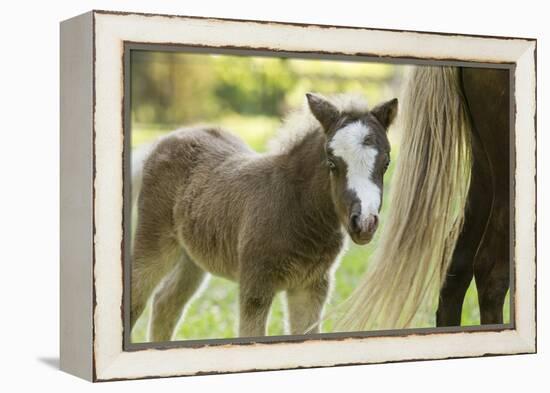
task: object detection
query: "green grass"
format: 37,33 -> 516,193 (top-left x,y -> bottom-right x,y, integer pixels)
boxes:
131,115 -> 510,343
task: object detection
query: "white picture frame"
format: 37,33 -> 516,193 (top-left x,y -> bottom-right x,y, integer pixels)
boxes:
60,10 -> 536,382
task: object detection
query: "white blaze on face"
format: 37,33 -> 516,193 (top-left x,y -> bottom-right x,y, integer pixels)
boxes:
328,121 -> 381,217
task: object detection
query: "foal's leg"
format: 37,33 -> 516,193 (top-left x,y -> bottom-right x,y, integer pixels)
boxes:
130,194 -> 181,331
131,236 -> 180,331
149,252 -> 207,342
238,281 -> 275,338
286,277 -> 330,334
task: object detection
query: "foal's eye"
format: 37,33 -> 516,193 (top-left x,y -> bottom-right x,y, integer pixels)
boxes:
327,159 -> 336,171
384,158 -> 391,171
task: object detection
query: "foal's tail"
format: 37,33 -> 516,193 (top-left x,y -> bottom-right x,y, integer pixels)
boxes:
335,66 -> 473,330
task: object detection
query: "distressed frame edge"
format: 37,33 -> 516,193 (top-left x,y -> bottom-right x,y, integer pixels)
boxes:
97,349 -> 536,383
91,9 -> 537,42
512,40 -> 537,354
89,11 -> 537,382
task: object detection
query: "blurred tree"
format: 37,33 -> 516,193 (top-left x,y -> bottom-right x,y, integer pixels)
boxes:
212,56 -> 297,116
131,51 -> 219,126
130,50 -> 401,131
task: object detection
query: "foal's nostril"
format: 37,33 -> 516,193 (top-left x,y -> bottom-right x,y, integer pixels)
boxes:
367,214 -> 379,233
350,213 -> 361,233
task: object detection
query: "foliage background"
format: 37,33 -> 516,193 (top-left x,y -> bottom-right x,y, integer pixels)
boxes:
130,51 -> 509,342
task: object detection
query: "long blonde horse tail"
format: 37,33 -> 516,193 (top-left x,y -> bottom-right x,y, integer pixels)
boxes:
335,66 -> 473,331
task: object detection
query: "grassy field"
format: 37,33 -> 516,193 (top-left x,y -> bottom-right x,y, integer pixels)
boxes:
131,116 -> 510,342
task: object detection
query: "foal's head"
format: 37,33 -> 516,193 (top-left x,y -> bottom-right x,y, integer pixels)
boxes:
306,93 -> 398,245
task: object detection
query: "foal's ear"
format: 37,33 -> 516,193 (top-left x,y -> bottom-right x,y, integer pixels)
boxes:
371,98 -> 398,130
306,93 -> 340,132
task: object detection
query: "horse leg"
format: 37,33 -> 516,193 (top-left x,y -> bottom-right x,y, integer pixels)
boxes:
436,182 -> 490,325
286,277 -> 330,334
149,251 -> 207,342
474,201 -> 510,324
436,243 -> 475,326
436,132 -> 492,326
460,67 -> 511,325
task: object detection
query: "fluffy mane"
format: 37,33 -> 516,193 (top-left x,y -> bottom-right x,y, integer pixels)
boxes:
268,93 -> 369,154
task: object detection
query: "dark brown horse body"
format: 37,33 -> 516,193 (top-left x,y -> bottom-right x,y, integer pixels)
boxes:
437,68 -> 510,326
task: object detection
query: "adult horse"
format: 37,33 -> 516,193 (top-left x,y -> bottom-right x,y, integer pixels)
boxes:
336,66 -> 510,330
130,93 -> 398,340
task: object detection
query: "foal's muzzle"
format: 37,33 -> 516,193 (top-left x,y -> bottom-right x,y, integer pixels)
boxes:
349,213 -> 379,245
